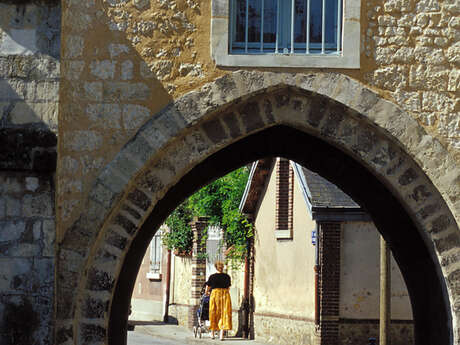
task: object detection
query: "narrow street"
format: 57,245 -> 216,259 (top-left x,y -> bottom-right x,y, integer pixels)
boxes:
127,323 -> 270,345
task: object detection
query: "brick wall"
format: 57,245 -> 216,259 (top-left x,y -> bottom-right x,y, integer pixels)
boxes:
188,217 -> 207,329
275,158 -> 293,232
318,222 -> 342,345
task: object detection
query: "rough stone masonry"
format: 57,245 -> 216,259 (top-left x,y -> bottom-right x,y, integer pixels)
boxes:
0,2 -> 59,345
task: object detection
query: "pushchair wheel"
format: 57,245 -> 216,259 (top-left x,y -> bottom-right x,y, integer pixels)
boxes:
193,326 -> 197,338
198,327 -> 202,338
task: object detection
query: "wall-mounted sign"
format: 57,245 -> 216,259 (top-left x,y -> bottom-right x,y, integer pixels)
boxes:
311,229 -> 317,245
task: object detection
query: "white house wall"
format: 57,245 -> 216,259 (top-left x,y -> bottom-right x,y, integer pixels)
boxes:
340,221 -> 413,320
251,164 -> 318,343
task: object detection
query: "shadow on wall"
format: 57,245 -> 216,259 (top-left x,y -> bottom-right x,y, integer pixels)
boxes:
0,1 -> 60,132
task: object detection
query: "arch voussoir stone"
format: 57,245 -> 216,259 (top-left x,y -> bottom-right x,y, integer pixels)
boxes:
56,71 -> 460,345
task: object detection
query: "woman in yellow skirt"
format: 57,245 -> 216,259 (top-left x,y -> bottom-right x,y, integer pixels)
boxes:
205,261 -> 232,340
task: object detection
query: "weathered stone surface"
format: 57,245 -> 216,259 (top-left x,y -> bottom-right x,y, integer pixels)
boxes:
65,131 -> 103,152
122,104 -> 151,130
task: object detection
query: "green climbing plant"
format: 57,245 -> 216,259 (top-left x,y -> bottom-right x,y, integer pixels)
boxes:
162,166 -> 253,267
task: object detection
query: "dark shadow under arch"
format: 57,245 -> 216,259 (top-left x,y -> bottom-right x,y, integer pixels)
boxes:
109,125 -> 451,345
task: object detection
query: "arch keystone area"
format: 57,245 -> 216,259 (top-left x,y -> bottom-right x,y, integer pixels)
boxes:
56,71 -> 460,345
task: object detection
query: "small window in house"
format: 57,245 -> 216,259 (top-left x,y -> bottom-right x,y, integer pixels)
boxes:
230,0 -> 342,55
147,230 -> 162,280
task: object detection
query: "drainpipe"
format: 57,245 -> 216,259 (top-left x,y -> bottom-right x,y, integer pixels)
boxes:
242,240 -> 250,338
314,226 -> 320,328
379,236 -> 391,345
163,249 -> 172,323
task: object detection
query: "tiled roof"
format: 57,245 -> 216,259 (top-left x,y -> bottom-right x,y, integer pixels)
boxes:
299,166 -> 360,209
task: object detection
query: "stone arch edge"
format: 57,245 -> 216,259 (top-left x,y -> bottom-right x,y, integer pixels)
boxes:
56,71 -> 460,344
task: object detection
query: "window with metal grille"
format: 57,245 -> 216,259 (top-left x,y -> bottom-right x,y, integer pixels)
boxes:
149,230 -> 162,274
230,0 -> 342,55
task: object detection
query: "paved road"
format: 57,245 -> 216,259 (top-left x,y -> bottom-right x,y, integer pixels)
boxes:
127,323 -> 270,345
128,330 -> 187,345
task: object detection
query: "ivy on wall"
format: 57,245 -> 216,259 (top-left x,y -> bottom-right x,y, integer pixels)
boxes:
162,166 -> 253,266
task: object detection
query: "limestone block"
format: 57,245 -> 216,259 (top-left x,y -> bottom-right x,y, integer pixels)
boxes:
108,43 -> 129,58
64,35 -> 84,59
0,198 -> 5,219
133,0 -> 150,10
178,63 -> 203,77
384,0 -> 414,13
409,64 -> 449,90
103,82 -> 150,101
140,61 -> 154,79
90,60 -> 116,80
25,177 -> 39,192
6,197 -> 21,217
34,81 -> 59,101
60,156 -> 79,175
80,155 -> 105,175
22,193 -> 53,217
446,42 -> 460,66
122,104 -> 151,130
84,82 -> 103,101
393,47 -> 415,63
33,221 -> 41,241
7,243 -> 41,257
0,221 -> 26,243
448,69 -> 460,91
414,46 -> 446,64
4,178 -> 23,194
121,60 -> 133,80
106,0 -> 129,6
415,0 -> 440,12
373,66 -> 408,90
375,47 -> 397,65
63,61 -> 85,80
65,131 -> 103,152
448,16 -> 460,29
9,102 -> 58,128
438,112 -> 460,141
0,258 -> 31,291
152,60 -> 173,80
0,29 -> 38,56
417,112 -> 437,126
378,15 -> 397,26
434,37 -> 449,47
422,92 -> 455,112
86,103 -> 122,129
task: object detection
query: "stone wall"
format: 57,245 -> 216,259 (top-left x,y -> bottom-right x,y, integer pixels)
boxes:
0,170 -> 55,345
253,314 -> 317,345
58,0 -> 459,240
0,2 -> 59,344
0,1 -> 60,132
338,321 -> 414,345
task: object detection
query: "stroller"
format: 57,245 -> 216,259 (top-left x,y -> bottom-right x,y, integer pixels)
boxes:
193,284 -> 210,338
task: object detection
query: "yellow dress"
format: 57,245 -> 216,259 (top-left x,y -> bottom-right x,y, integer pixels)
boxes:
209,288 -> 232,331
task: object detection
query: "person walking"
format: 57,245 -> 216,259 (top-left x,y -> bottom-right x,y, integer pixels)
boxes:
205,261 -> 232,340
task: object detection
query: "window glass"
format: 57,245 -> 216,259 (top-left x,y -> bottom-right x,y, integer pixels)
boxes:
231,0 -> 342,54
248,0 -> 261,43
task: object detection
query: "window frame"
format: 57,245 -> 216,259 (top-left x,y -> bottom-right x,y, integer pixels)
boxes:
211,0 -> 360,68
146,229 -> 163,280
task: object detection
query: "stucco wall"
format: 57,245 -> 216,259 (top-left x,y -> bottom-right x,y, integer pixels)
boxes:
58,0 -> 460,241
340,221 -> 413,320
250,164 -> 317,344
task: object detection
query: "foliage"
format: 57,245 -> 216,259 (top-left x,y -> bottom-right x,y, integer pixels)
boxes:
162,167 -> 253,267
162,202 -> 193,254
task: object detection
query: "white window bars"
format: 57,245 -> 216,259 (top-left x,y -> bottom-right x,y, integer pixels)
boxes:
230,0 -> 342,55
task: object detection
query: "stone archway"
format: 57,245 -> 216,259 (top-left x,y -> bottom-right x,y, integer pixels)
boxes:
55,71 -> 459,345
